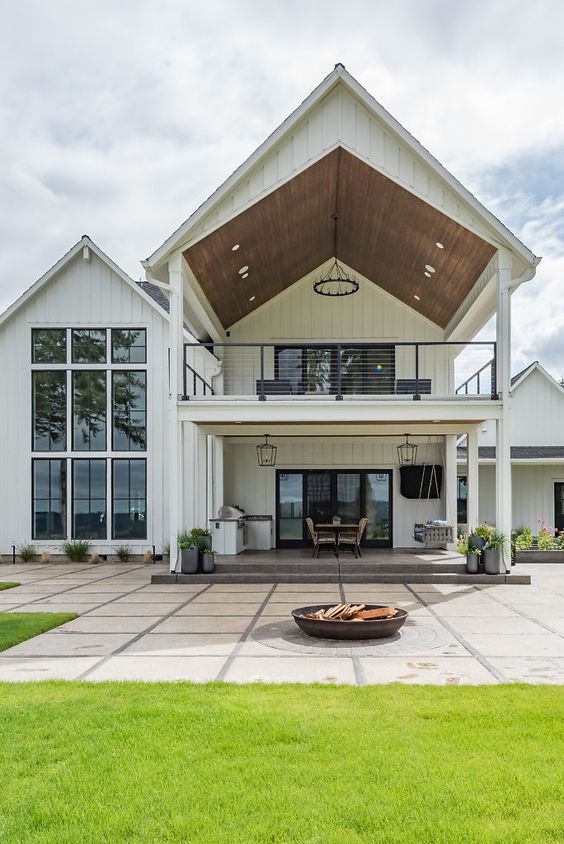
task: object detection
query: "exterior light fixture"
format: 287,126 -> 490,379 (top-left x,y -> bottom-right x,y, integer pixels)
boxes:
435,242 -> 444,249
425,265 -> 435,273
232,244 -> 240,251
414,294 -> 421,301
424,271 -> 431,278
256,434 -> 277,467
242,272 -> 249,279
249,295 -> 256,301
239,266 -> 249,274
313,214 -> 359,297
397,433 -> 417,466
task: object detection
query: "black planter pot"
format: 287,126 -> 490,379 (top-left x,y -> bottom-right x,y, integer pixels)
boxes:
180,549 -> 199,574
470,535 -> 487,550
201,552 -> 215,574
483,548 -> 502,575
466,553 -> 479,574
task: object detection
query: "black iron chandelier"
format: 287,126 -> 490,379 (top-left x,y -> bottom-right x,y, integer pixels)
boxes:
256,434 -> 277,467
313,214 -> 359,297
397,433 -> 418,466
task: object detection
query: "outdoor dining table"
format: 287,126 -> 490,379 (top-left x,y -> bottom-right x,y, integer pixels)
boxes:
315,523 -> 358,536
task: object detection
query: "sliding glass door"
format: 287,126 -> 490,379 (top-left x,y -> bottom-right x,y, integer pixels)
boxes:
276,469 -> 392,547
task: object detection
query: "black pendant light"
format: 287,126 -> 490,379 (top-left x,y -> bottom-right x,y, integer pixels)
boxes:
313,150 -> 359,297
256,434 -> 277,467
397,433 -> 417,466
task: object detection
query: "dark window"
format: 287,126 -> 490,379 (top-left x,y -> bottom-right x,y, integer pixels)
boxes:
72,371 -> 107,451
113,459 -> 147,539
274,345 -> 395,395
32,329 -> 66,363
32,459 -> 67,539
112,371 -> 147,450
112,329 -> 146,364
72,329 -> 106,363
32,371 -> 67,451
457,475 -> 468,524
72,459 -> 106,539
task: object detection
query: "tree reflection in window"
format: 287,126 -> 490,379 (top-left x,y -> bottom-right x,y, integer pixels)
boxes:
32,371 -> 66,451
73,371 -> 106,450
32,329 -> 66,363
112,371 -> 146,450
72,329 -> 106,363
112,329 -> 146,364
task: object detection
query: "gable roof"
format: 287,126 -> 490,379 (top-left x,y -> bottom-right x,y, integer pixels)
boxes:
144,64 -> 539,273
511,361 -> 564,394
0,236 -> 168,330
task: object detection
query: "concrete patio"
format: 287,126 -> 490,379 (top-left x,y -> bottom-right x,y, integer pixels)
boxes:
0,562 -> 562,684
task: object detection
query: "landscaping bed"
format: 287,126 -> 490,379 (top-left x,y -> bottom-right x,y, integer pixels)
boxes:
0,683 -> 562,843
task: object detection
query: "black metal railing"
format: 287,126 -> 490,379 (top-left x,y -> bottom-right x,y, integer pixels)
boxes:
455,357 -> 497,397
182,340 -> 497,401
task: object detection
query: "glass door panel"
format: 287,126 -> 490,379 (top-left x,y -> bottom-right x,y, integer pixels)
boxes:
305,472 -> 332,524
555,483 -> 564,533
365,472 -> 392,545
336,473 -> 361,523
277,473 -> 304,542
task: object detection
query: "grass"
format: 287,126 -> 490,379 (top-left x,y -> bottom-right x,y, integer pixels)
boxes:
0,582 -> 20,591
0,612 -> 77,652
0,684 -> 562,843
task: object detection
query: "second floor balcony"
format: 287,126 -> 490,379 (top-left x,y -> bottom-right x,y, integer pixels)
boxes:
183,340 -> 497,402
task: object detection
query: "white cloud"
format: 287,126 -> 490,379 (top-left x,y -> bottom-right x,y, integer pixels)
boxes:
1,0 -> 563,377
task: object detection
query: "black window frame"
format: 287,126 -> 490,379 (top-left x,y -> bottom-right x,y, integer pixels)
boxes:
32,458 -> 67,540
71,328 -> 107,364
111,328 -> 147,364
71,458 -> 107,540
112,370 -> 147,451
72,369 -> 107,452
457,475 -> 468,524
112,458 -> 147,540
274,344 -> 396,395
32,370 -> 67,452
31,328 -> 67,364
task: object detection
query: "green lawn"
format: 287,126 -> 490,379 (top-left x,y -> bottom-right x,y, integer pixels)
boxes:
0,684 -> 562,843
0,612 -> 77,652
0,581 -> 20,590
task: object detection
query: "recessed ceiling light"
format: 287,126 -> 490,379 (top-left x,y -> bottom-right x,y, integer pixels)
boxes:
249,295 -> 256,302
238,265 -> 249,274
425,265 -> 435,273
242,272 -> 249,279
436,242 -> 444,249
414,294 -> 421,301
424,271 -> 431,278
232,244 -> 240,251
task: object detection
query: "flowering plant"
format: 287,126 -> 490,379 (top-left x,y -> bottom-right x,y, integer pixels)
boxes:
537,520 -> 555,550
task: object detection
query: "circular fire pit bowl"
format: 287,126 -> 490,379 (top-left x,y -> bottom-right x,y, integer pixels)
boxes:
292,604 -> 408,641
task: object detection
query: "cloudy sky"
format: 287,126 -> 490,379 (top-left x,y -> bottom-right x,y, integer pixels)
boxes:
1,0 -> 563,378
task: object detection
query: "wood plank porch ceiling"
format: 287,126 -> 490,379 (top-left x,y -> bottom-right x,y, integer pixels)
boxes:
184,148 -> 496,329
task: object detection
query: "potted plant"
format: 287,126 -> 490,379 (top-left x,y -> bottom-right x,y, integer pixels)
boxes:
470,523 -> 491,551
178,530 -> 199,574
483,530 -> 506,575
201,549 -> 216,574
191,527 -> 212,552
456,534 -> 481,574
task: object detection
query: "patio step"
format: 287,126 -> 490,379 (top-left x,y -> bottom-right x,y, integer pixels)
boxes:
152,572 -> 531,585
213,561 -> 468,575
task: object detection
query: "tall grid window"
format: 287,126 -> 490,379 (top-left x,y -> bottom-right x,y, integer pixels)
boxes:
31,327 -> 148,541
32,459 -> 67,539
112,459 -> 147,539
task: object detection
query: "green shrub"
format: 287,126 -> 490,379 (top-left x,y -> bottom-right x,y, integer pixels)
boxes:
18,544 -> 37,562
63,540 -> 91,562
537,524 -> 555,550
177,531 -> 195,551
472,523 -> 492,540
514,524 -> 533,551
114,545 -> 132,562
488,531 -> 507,552
456,535 -> 468,555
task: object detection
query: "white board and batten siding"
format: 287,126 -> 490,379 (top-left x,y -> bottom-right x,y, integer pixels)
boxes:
190,82 -> 502,257
479,465 -> 564,533
224,437 -> 445,548
0,250 -> 170,553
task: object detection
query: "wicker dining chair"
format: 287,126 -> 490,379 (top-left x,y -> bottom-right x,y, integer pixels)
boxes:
338,517 -> 368,558
305,517 -> 337,558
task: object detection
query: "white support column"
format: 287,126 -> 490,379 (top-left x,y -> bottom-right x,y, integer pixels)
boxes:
211,435 -> 224,518
496,248 -> 513,572
466,427 -> 479,532
168,252 -> 184,572
445,434 -> 458,550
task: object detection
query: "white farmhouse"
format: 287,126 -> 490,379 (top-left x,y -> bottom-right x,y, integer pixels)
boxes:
0,65 -> 545,573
